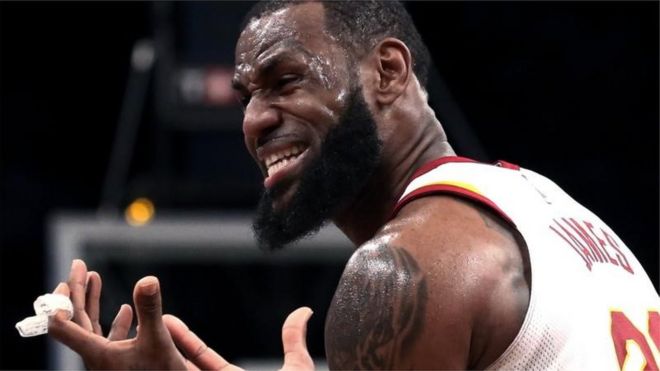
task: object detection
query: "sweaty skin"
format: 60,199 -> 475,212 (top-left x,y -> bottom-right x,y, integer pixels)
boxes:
48,2 -> 530,370
234,4 -> 352,208
235,3 -> 530,370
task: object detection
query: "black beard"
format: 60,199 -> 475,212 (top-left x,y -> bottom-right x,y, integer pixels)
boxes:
252,87 -> 382,251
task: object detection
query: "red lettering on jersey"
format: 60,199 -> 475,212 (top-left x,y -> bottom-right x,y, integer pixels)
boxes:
585,221 -> 619,266
566,218 -> 605,263
603,229 -> 634,274
550,219 -> 593,270
550,218 -> 634,275
611,311 -> 659,370
650,311 -> 660,351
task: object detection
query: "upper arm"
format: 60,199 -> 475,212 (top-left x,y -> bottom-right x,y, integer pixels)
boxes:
324,196 -> 530,370
324,243 -> 429,370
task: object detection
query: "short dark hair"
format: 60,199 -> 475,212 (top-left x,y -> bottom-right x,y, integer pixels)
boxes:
240,0 -> 432,87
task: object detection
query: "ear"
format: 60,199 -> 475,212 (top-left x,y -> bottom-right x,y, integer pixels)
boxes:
372,38 -> 412,105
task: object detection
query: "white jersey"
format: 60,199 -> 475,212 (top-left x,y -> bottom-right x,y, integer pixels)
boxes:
393,156 -> 660,371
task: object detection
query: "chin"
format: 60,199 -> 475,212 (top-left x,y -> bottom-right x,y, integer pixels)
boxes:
269,180 -> 300,212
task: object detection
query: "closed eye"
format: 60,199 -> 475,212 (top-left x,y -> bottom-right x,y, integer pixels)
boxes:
276,74 -> 301,90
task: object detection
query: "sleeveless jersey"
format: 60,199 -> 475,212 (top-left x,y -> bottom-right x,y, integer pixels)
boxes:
392,156 -> 660,370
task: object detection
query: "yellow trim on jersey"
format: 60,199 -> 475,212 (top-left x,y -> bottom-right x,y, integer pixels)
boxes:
417,180 -> 481,195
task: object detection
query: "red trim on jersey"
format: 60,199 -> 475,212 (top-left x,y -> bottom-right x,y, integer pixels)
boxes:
410,156 -> 478,180
391,156 -> 521,226
392,184 -> 515,226
496,160 -> 520,170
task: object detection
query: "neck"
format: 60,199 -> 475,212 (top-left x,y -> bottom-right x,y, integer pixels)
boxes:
332,107 -> 455,246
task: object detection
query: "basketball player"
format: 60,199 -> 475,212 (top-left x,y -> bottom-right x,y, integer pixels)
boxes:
48,1 -> 659,369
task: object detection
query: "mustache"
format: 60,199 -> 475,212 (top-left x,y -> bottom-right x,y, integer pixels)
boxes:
252,87 -> 382,251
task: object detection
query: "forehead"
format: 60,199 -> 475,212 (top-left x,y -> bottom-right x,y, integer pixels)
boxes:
235,2 -> 333,67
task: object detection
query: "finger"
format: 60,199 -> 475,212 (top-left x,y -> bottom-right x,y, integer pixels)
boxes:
185,359 -> 201,371
107,304 -> 133,341
85,271 -> 103,335
52,282 -> 70,296
49,310 -> 105,357
163,314 -> 240,371
68,259 -> 92,331
281,307 -> 314,370
133,276 -> 167,341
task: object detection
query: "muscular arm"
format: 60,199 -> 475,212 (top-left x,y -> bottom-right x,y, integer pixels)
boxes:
325,195 -> 530,370
325,244 -> 428,370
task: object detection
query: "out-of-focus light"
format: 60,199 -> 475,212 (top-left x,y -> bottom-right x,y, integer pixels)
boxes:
125,198 -> 155,227
205,67 -> 234,106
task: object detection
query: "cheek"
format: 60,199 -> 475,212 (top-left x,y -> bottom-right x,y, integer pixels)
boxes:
285,93 -> 341,136
311,104 -> 341,140
300,50 -> 351,116
308,85 -> 349,124
307,55 -> 334,91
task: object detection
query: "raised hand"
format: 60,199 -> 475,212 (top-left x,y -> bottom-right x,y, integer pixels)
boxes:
49,260 -> 188,369
163,307 -> 314,371
48,260 -> 315,370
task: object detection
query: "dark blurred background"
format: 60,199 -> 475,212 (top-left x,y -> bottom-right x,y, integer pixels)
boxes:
1,1 -> 658,369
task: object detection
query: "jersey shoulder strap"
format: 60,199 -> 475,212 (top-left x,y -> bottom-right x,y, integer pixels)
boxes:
392,156 -> 519,225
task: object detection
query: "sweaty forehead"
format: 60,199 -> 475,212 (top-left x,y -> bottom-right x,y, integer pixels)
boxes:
235,2 -> 330,65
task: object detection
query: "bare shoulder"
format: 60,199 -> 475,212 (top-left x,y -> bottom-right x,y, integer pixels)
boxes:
325,195 -> 530,370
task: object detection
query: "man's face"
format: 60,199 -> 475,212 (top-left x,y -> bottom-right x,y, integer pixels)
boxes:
233,3 -> 382,249
234,3 -> 351,208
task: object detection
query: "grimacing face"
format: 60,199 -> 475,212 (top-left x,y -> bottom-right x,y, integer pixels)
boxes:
233,2 -> 353,211
233,3 -> 383,250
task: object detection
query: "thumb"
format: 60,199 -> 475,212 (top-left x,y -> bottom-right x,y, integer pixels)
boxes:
133,276 -> 166,340
281,307 -> 314,371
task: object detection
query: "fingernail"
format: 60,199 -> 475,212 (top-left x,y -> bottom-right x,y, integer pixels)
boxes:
139,276 -> 159,295
305,307 -> 314,320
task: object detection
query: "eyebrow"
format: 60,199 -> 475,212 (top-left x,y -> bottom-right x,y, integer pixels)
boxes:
232,41 -> 314,92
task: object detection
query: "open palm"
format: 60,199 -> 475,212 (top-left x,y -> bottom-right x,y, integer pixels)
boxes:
48,260 -> 314,370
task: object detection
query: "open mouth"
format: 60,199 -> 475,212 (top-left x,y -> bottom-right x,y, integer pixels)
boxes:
265,144 -> 306,177
261,143 -> 309,188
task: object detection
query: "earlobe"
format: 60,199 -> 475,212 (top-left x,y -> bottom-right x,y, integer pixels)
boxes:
374,38 -> 412,105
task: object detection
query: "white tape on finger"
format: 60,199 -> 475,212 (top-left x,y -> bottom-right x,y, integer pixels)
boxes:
16,315 -> 50,337
16,293 -> 73,337
34,293 -> 73,316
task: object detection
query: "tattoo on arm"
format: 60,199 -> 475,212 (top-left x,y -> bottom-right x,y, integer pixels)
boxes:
325,244 -> 428,370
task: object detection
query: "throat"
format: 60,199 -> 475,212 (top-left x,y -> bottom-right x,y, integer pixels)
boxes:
332,173 -> 399,246
333,140 -> 456,246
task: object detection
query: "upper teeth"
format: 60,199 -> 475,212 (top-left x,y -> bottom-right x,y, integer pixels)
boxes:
265,145 -> 305,176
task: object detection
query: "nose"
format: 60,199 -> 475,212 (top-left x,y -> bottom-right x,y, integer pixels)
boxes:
242,95 -> 280,140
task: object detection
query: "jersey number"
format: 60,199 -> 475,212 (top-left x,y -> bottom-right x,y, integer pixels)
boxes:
610,311 -> 659,370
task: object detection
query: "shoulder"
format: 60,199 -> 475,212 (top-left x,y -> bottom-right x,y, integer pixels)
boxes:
394,194 -> 531,367
325,194 -> 530,369
325,242 -> 429,370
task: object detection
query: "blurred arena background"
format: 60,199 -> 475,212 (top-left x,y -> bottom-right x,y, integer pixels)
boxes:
1,1 -> 657,369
